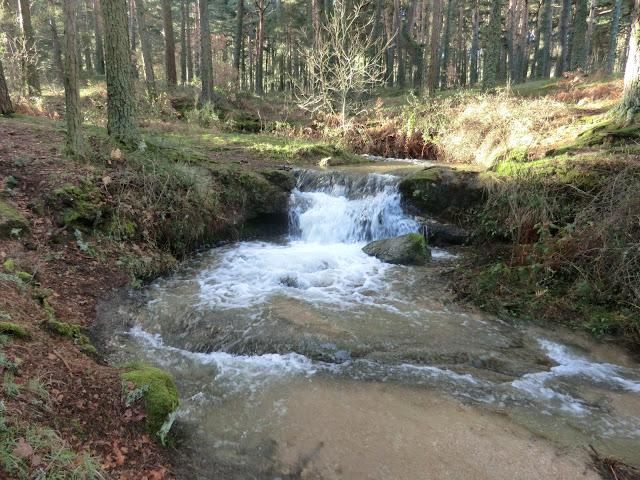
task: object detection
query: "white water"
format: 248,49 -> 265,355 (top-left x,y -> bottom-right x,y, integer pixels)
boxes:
197,171 -> 419,310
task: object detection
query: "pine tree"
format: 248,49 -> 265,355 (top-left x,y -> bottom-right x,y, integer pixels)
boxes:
556,0 -> 571,77
134,0 -> 157,97
94,0 -> 106,75
469,0 -> 479,85
536,0 -> 552,78
63,0 -> 85,158
102,0 -> 139,145
18,0 -> 41,95
483,0 -> 502,89
162,0 -> 177,87
618,4 -> 640,123
427,0 -> 443,94
570,0 -> 588,70
198,0 -> 214,104
606,0 -> 622,74
0,58 -> 13,115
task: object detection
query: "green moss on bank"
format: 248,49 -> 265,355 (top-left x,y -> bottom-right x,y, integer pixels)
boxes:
0,321 -> 30,338
0,200 -> 29,238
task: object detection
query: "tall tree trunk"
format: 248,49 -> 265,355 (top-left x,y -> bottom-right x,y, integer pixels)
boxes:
384,1 -> 394,86
134,0 -> 157,97
162,0 -> 177,87
556,0 -> 571,76
584,0 -> 597,71
255,0 -> 265,94
186,0 -> 193,81
102,0 -> 139,144
198,0 -> 214,104
128,0 -> 140,78
427,0 -> 443,94
440,0 -> 454,87
49,15 -> 65,83
395,0 -> 406,87
455,0 -> 465,86
233,0 -> 244,83
483,0 -> 502,89
18,0 -> 41,95
93,0 -> 106,74
64,0 -> 85,157
570,0 -> 588,70
180,0 -> 188,83
82,0 -> 94,73
0,59 -> 13,115
530,0 -> 543,77
606,0 -> 622,74
537,0 -> 552,78
507,0 -> 517,80
469,0 -> 479,85
618,5 -> 640,122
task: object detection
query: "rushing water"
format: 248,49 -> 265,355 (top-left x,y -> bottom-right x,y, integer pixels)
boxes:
98,169 -> 640,479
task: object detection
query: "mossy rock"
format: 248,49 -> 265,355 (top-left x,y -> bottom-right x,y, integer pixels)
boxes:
121,365 -> 179,436
42,320 -> 97,354
0,200 -> 29,239
0,321 -> 30,338
48,182 -> 111,232
398,166 -> 490,219
259,169 -> 296,192
362,233 -> 431,265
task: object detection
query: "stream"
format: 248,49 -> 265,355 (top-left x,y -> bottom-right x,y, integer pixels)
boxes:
97,168 -> 640,479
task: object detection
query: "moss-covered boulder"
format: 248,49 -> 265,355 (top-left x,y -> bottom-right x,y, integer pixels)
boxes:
121,365 -> 179,437
0,200 -> 29,239
398,166 -> 490,219
362,233 -> 430,265
47,182 -> 110,232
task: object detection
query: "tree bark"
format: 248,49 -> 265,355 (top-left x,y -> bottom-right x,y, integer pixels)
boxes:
102,0 -> 139,144
606,0 -> 622,74
233,0 -> 244,82
570,0 -> 588,70
18,0 -> 41,95
483,0 -> 502,89
94,0 -> 106,74
584,0 -> 598,71
537,0 -> 552,78
198,0 -> 214,104
82,0 -> 94,73
427,0 -> 442,94
556,0 -> 571,77
162,0 -> 177,87
134,0 -> 157,97
64,0 -> 85,157
469,0 -> 479,85
0,58 -> 14,115
439,0 -> 454,88
48,14 -> 65,83
618,4 -> 640,122
128,0 -> 140,78
180,0 -> 188,83
255,0 -> 265,94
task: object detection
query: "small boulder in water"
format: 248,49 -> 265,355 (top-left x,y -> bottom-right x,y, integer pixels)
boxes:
362,233 -> 430,265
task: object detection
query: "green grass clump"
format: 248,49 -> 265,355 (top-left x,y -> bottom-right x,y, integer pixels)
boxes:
0,322 -> 29,339
42,320 -> 97,355
121,364 -> 179,438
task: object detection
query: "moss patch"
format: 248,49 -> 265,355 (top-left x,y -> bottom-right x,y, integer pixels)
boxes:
0,200 -> 29,238
42,320 -> 97,354
0,321 -> 30,338
48,182 -> 110,232
121,365 -> 179,437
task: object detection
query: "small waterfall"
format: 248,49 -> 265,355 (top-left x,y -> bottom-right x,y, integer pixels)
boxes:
289,170 -> 419,243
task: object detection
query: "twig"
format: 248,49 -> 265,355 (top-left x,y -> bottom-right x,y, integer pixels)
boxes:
52,349 -> 73,373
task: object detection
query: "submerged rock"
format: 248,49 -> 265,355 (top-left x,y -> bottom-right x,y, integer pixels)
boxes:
362,233 -> 430,265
